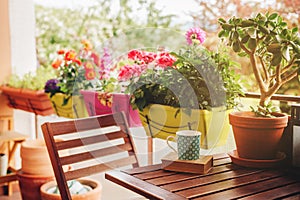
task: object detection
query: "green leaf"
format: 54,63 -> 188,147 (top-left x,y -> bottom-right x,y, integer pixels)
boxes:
271,54 -> 282,66
218,18 -> 226,24
280,22 -> 287,27
222,23 -> 234,31
267,43 -> 281,53
240,20 -> 255,27
232,41 -> 241,52
247,27 -> 257,38
248,38 -> 257,50
238,52 -> 248,57
241,35 -> 250,43
268,13 -> 278,20
218,30 -> 225,38
258,25 -> 270,34
292,27 -> 298,33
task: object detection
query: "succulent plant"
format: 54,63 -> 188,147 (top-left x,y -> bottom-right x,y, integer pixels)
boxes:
219,12 -> 300,111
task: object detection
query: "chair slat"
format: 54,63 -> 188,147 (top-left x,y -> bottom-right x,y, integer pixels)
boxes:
65,155 -> 138,181
60,143 -> 133,165
50,113 -> 122,136
56,130 -> 128,150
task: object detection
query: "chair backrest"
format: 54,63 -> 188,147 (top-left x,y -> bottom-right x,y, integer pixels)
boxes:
41,112 -> 139,200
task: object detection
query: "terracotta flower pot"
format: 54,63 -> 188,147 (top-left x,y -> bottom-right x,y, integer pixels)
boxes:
40,179 -> 102,200
0,86 -> 54,116
21,139 -> 68,176
17,170 -> 54,200
229,111 -> 288,160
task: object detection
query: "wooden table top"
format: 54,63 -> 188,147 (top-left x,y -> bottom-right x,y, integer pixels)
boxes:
105,153 -> 300,200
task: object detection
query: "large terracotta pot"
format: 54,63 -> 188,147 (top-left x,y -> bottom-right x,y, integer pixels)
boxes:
40,179 -> 102,200
0,86 -> 54,116
229,111 -> 288,160
17,170 -> 54,200
21,139 -> 68,176
139,104 -> 231,149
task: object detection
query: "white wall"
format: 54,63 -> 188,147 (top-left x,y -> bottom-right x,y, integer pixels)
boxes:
9,0 -> 37,139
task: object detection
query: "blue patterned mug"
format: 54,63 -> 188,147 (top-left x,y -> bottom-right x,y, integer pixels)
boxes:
166,130 -> 201,160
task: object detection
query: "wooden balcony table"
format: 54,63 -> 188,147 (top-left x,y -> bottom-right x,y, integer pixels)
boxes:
105,153 -> 300,200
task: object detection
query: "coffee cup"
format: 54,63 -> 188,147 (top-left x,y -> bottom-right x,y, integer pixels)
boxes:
166,130 -> 201,160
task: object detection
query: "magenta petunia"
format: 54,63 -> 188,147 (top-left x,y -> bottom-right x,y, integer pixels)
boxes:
185,27 -> 206,45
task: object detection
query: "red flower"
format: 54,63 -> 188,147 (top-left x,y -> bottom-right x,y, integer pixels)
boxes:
128,50 -> 142,60
141,51 -> 157,64
156,52 -> 176,68
65,50 -> 77,61
57,49 -> 65,55
73,58 -> 82,66
91,52 -> 100,66
51,59 -> 62,69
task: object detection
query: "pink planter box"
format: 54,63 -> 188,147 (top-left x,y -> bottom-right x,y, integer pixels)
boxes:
111,93 -> 142,127
80,90 -> 112,116
81,90 -> 141,127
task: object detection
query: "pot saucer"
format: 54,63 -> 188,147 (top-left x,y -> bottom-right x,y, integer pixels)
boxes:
228,150 -> 286,168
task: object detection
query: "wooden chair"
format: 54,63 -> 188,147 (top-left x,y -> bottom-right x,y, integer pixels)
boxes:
41,112 -> 139,200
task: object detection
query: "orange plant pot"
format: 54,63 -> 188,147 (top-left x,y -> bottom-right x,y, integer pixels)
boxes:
229,111 -> 288,160
0,86 -> 54,116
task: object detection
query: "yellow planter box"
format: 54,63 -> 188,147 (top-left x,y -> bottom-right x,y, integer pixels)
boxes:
49,93 -> 88,119
139,104 -> 231,149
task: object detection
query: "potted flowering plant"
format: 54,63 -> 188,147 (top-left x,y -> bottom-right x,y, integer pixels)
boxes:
118,28 -> 243,149
219,12 -> 300,160
0,67 -> 55,116
45,40 -> 101,118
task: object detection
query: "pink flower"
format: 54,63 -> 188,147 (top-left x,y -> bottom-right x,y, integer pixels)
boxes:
140,51 -> 157,64
118,64 -> 142,81
185,27 -> 206,45
156,52 -> 176,68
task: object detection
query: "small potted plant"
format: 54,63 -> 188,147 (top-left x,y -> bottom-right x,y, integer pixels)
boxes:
219,12 -> 300,160
45,40 -> 101,118
118,28 -> 243,149
0,66 -> 55,116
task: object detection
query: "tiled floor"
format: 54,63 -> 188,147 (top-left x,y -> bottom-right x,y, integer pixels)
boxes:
0,127 -> 236,200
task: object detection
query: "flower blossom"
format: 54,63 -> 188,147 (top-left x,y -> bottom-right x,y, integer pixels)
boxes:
185,27 -> 206,45
44,79 -> 60,93
81,39 -> 93,51
156,52 -> 176,68
51,59 -> 62,69
65,50 -> 77,61
118,64 -> 142,81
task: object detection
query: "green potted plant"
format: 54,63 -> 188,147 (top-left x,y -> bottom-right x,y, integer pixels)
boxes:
0,66 -> 55,116
44,40 -> 101,118
118,28 -> 243,149
219,12 -> 300,160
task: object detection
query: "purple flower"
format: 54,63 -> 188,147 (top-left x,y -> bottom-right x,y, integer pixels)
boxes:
185,27 -> 206,45
44,78 -> 60,93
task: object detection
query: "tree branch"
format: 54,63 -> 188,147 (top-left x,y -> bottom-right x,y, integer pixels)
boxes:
259,56 -> 269,83
281,69 -> 298,85
281,56 -> 296,74
239,42 -> 251,54
276,63 -> 281,83
249,52 -> 267,93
